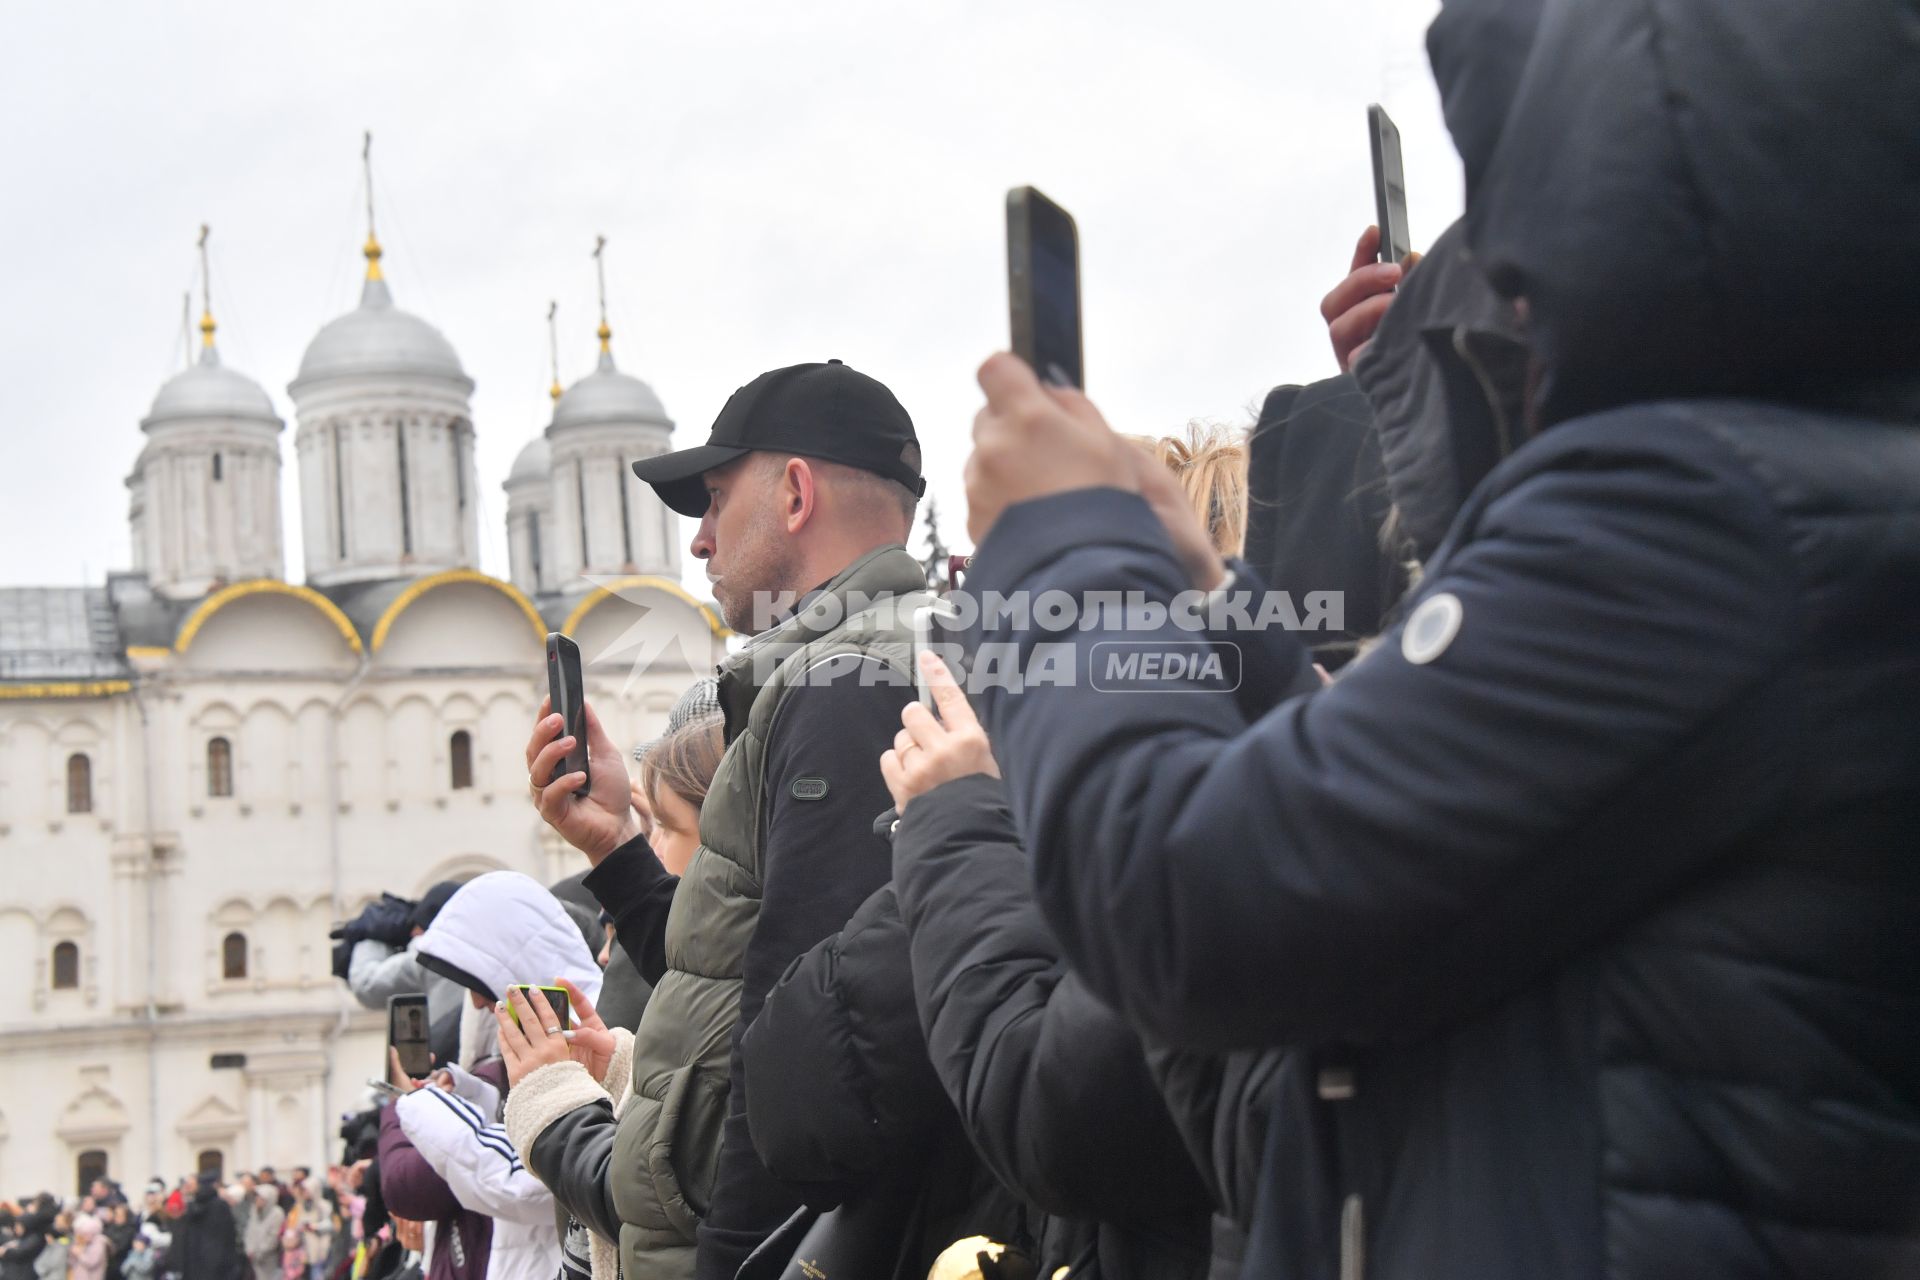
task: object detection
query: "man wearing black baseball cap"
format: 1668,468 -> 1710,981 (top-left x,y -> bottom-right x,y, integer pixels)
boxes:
520,359 -> 934,1280
632,358 -> 925,635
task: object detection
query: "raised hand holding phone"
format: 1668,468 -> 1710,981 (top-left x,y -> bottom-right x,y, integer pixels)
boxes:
880,650 -> 1001,813
495,980 -> 616,1086
527,693 -> 640,866
1007,186 -> 1084,389
387,993 -> 432,1078
1368,105 -> 1412,266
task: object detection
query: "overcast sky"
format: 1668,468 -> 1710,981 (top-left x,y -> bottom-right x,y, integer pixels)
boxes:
0,0 -> 1461,598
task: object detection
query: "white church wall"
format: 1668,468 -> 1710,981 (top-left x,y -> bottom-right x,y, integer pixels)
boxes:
0,579 -> 723,1192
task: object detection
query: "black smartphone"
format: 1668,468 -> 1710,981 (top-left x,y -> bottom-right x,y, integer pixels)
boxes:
545,632 -> 589,795
1368,104 -> 1412,265
1006,186 -> 1084,389
387,993 -> 432,1079
507,984 -> 572,1032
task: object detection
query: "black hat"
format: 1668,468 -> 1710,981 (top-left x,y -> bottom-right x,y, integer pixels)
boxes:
411,881 -> 461,933
631,360 -> 924,518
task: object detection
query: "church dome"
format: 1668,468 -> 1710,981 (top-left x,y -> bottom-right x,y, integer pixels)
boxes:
551,352 -> 670,431
507,434 -> 551,485
143,346 -> 280,429
292,274 -> 469,390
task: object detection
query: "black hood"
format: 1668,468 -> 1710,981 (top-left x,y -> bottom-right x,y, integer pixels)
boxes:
1429,0 -> 1920,423
1352,218 -> 1529,563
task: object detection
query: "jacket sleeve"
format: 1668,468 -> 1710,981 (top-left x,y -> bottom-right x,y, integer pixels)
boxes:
741,883 -> 948,1208
893,774 -> 1213,1221
376,1103 -> 464,1223
502,1029 -> 635,1248
348,939 -> 424,1011
582,836 -> 679,987
395,1087 -> 554,1227
965,415 -> 1801,1051
697,664 -> 912,1280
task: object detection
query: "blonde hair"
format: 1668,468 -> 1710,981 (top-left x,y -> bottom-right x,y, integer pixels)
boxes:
642,713 -> 726,814
1130,423 -> 1249,556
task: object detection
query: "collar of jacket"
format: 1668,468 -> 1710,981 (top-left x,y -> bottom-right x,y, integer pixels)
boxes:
714,543 -> 924,738
1354,218 -> 1531,564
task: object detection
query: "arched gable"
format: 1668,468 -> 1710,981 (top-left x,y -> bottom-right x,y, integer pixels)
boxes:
371,571 -> 545,669
174,581 -> 361,672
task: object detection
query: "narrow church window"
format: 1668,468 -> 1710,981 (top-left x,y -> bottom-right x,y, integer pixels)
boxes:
335,423 -> 349,559
197,1150 -> 225,1181
397,424 -> 414,556
529,512 -> 544,594
67,753 -> 93,814
222,931 -> 248,980
450,730 -> 474,791
212,452 -> 223,481
618,462 -> 635,567
577,462 -> 590,566
52,941 -> 80,991
75,1150 -> 107,1196
207,736 -> 234,798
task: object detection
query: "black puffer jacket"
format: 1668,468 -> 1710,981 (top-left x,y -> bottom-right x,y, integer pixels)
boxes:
892,775 -> 1215,1280
960,2 -> 1920,1277
742,883 -> 1027,1280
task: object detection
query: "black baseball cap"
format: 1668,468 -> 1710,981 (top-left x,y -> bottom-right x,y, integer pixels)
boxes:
632,360 -> 925,518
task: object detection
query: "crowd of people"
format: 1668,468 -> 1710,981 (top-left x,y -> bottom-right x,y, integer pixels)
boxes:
67,2 -> 1920,1277
2,1171 -> 349,1280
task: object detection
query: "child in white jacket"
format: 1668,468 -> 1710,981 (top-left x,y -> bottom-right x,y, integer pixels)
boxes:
390,871 -> 603,1280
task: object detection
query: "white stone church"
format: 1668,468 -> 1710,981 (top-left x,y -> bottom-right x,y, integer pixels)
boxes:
0,227 -> 726,1196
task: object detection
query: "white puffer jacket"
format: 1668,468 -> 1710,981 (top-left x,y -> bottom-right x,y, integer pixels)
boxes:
401,872 -> 602,1280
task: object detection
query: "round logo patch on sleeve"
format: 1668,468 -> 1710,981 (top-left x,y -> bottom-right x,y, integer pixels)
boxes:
1401,591 -> 1464,665
790,776 -> 830,801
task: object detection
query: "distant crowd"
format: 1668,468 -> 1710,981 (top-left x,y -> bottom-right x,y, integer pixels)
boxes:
0,1168 -> 373,1280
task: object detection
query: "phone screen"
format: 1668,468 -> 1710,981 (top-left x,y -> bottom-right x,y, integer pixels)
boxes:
388,994 -> 432,1079
1369,105 -> 1412,265
545,632 -> 590,794
1008,187 -> 1085,389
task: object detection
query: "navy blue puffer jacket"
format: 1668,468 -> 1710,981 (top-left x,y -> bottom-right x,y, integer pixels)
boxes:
962,1 -> 1920,1276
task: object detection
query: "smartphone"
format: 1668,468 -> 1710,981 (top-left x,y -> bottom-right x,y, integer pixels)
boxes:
911,599 -> 964,713
545,632 -> 590,795
1368,105 -> 1411,266
1007,186 -> 1084,389
507,984 -> 572,1032
387,993 -> 432,1079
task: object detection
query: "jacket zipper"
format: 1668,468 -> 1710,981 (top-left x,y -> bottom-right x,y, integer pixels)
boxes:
1320,1062 -> 1363,1280
1339,1193 -> 1365,1280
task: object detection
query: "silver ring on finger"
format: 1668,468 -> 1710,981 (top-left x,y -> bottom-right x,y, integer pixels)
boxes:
543,1025 -> 561,1035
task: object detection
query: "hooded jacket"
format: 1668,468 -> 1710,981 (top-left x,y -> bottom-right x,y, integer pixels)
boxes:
959,1 -> 1920,1275
392,872 -> 602,1280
